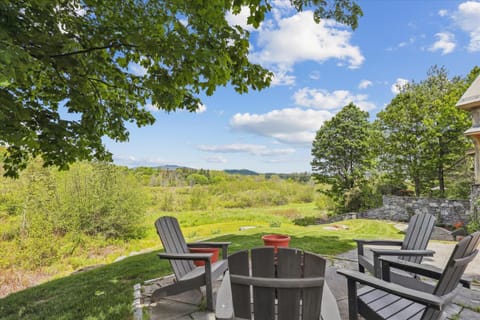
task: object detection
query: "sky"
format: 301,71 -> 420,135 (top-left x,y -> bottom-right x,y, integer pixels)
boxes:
106,0 -> 480,174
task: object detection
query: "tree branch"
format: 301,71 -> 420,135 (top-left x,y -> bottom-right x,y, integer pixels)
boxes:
49,42 -> 138,58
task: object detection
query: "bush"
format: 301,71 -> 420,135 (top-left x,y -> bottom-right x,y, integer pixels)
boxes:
160,191 -> 176,211
467,218 -> 480,233
56,162 -> 147,239
292,216 -> 317,226
187,173 -> 209,185
343,185 -> 382,213
189,186 -> 209,210
314,193 -> 335,211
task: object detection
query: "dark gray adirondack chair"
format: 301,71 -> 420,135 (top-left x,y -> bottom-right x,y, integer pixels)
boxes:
215,247 -> 341,320
356,213 -> 436,280
338,231 -> 480,320
152,216 -> 230,311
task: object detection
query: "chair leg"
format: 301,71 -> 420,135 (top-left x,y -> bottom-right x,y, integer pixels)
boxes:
205,262 -> 214,311
347,278 -> 358,320
358,264 -> 365,273
357,245 -> 365,273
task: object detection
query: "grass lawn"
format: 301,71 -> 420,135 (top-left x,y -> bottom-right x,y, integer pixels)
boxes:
0,219 -> 403,320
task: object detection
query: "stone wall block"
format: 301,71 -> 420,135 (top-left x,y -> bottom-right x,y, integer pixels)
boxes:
363,196 -> 471,226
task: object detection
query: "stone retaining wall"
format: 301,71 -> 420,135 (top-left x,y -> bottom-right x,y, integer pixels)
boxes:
360,195 -> 471,226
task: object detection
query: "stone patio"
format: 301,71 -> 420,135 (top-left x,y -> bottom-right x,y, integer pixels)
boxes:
135,241 -> 480,320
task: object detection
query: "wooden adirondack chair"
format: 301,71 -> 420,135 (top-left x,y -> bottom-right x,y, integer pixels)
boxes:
152,216 -> 231,311
215,247 -> 341,320
355,213 -> 436,280
338,231 -> 480,320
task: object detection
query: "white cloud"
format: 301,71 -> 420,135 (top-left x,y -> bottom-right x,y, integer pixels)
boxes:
204,155 -> 227,163
358,80 -> 373,89
196,103 -> 207,113
226,6 -> 257,32
391,78 -> 409,95
270,69 -> 296,86
438,9 -> 448,17
429,32 -> 456,55
272,0 -> 293,9
230,108 -> 334,145
293,88 -> 376,111
454,1 -> 480,51
250,11 -> 364,70
387,37 -> 416,51
128,62 -> 147,77
198,144 -> 295,156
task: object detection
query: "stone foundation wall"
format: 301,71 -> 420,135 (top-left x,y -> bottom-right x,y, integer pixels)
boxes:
470,184 -> 480,222
361,195 -> 471,226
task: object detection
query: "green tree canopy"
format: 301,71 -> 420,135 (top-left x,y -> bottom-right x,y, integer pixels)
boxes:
376,66 -> 480,197
0,0 -> 362,177
311,103 -> 375,209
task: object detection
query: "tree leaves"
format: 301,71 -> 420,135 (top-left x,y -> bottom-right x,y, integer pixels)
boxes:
376,66 -> 478,197
311,103 -> 374,207
0,0 -> 362,177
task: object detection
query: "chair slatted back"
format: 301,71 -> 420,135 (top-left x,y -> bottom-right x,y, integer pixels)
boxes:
251,247 -> 276,318
155,216 -> 195,279
400,213 -> 436,264
422,231 -> 480,320
228,247 -> 326,320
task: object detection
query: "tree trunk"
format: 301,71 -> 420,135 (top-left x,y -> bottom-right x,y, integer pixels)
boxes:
438,137 -> 445,198
414,176 -> 421,197
438,164 -> 445,198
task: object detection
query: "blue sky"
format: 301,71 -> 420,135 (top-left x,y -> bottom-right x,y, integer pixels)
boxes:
106,0 -> 480,173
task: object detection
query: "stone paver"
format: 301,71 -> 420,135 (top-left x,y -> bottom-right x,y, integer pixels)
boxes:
139,240 -> 480,319
457,308 -> 480,320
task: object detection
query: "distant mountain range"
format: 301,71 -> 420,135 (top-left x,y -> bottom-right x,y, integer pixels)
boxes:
156,164 -> 185,171
154,165 -> 259,175
223,169 -> 258,175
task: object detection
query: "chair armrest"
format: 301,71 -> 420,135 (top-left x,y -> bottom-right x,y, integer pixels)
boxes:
158,252 -> 212,261
337,268 -> 449,310
380,256 -> 443,282
355,240 -> 403,272
370,248 -> 434,277
379,256 -> 472,288
354,239 -> 403,246
187,242 -> 231,247
371,249 -> 435,257
187,242 -> 231,259
215,272 -> 234,320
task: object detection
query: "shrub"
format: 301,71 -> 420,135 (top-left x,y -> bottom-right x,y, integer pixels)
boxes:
314,193 -> 335,211
187,173 -> 209,185
468,218 -> 480,233
189,186 -> 209,210
160,191 -> 176,211
56,162 -> 147,239
292,216 -> 317,226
